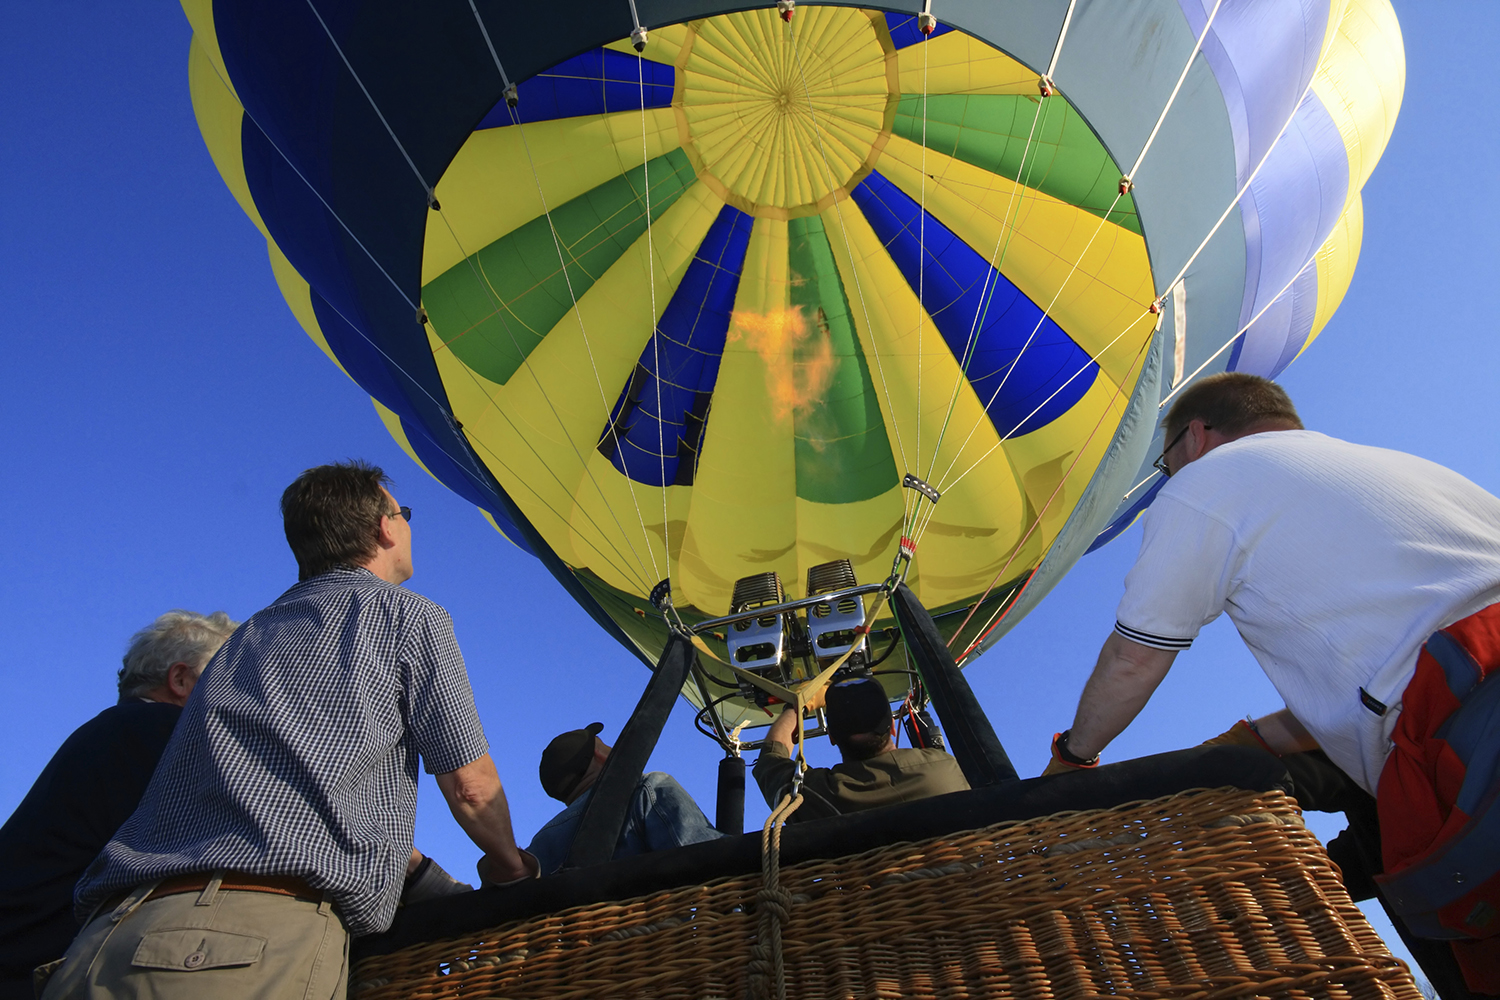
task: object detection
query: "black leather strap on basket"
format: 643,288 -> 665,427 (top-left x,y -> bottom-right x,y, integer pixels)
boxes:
715,756 -> 745,834
564,634 -> 698,869
891,582 -> 1017,787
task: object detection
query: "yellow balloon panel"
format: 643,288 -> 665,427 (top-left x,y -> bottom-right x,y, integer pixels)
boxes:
895,30 -> 1040,97
815,200 -> 1044,610
1314,0 -> 1405,196
678,218 -> 801,612
423,108 -> 680,286
874,135 -> 1154,388
1299,191 -> 1364,361
431,183 -> 726,591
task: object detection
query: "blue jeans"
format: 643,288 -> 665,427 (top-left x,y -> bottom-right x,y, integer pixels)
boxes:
526,772 -> 725,876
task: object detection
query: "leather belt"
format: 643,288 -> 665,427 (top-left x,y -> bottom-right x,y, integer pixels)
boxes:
103,871 -> 331,914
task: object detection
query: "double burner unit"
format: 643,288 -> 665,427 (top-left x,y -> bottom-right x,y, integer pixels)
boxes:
721,560 -> 879,705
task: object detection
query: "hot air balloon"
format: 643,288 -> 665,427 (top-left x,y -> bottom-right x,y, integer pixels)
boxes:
183,0 -> 1400,707
182,2 -> 1417,996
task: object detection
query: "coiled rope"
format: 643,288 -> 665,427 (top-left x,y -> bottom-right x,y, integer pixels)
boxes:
747,786 -> 805,1000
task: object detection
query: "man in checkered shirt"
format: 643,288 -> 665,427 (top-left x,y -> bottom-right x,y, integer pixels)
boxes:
44,462 -> 537,1000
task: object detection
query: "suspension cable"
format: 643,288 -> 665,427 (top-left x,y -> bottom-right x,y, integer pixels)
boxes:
1120,0 -> 1224,190
303,0 -> 441,207
1042,0 -> 1079,88
627,5 -> 692,632
918,74 -> 1059,498
912,25 -> 930,537
200,47 -> 651,577
947,334 -> 1155,656
310,0 -> 669,587
635,18 -> 674,614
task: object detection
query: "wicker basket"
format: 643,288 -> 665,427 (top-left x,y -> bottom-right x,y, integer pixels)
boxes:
351,788 -> 1420,1000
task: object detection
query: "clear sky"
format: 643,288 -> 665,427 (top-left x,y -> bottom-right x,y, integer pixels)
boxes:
2,0 -> 1495,975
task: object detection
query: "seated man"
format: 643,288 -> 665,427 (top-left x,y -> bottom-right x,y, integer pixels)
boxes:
527,723 -> 724,875
755,678 -> 969,822
0,610 -> 237,1000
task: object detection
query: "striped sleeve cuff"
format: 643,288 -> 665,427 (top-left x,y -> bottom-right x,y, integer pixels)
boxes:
1114,620 -> 1194,651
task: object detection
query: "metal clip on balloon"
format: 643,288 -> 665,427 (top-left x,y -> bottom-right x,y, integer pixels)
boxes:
888,473 -> 941,587
891,535 -> 917,584
902,472 -> 941,505
917,2 -> 937,35
776,0 -> 794,22
649,577 -> 673,615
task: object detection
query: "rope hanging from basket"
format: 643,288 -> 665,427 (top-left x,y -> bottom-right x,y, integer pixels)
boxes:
726,578 -> 903,998
747,784 -> 804,1000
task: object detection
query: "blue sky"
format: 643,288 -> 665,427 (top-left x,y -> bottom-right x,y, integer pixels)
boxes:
2,0 -> 1496,972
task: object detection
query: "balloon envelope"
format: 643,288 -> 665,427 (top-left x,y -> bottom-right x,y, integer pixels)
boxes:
183,0 -> 1403,728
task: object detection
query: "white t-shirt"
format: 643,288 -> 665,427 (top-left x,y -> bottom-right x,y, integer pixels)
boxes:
1116,430 -> 1500,794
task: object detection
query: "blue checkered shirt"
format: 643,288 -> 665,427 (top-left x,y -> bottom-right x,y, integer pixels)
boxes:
75,567 -> 489,935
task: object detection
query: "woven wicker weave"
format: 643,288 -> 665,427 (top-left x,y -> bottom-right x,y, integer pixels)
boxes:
351,788 -> 1420,1000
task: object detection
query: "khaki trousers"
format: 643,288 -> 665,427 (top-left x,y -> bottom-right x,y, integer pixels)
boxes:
40,884 -> 348,1000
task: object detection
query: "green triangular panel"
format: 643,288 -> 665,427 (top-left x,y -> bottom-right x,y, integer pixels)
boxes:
423,148 -> 697,385
893,95 -> 1141,235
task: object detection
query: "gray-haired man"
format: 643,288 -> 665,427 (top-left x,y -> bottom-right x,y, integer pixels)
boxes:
0,610 -> 237,1000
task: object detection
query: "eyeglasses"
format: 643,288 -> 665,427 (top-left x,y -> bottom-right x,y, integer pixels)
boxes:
389,506 -> 412,522
1152,425 -> 1201,477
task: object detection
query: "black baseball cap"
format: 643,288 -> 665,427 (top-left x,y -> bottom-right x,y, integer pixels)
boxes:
539,722 -> 604,802
824,678 -> 892,742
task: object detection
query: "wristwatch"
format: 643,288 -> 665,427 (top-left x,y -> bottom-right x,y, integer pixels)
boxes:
1055,729 -> 1100,767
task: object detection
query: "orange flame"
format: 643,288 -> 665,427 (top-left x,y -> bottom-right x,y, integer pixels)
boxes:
728,307 -> 838,430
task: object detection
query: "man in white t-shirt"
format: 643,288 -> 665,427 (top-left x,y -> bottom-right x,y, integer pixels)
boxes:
1045,373 -> 1500,991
